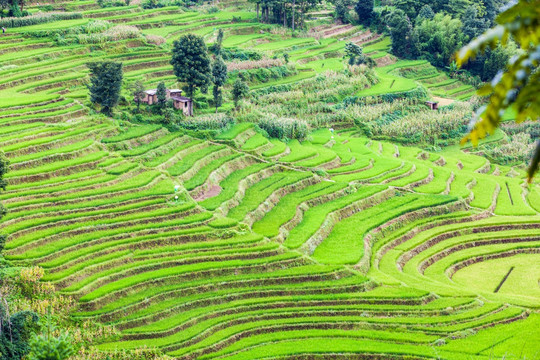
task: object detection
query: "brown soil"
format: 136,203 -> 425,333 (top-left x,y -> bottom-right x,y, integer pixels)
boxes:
193,185 -> 222,201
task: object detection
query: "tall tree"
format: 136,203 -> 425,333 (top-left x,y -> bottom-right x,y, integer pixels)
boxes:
215,28 -> 224,56
416,4 -> 434,23
0,151 -> 8,252
457,0 -> 540,181
416,13 -> 465,67
444,0 -> 472,17
0,305 -> 39,360
171,34 -> 212,106
27,312 -> 73,360
130,80 -> 145,113
232,78 -> 249,110
86,62 -> 123,116
462,5 -> 488,40
334,0 -> 349,23
394,0 -> 425,19
354,0 -> 373,26
344,42 -> 364,65
386,9 -> 418,59
156,81 -> 167,111
212,56 -> 228,112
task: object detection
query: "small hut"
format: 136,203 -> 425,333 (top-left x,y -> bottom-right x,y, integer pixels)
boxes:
170,94 -> 193,116
426,101 -> 439,110
138,88 -> 193,116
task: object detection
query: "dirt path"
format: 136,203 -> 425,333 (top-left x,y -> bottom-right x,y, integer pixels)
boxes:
433,96 -> 455,106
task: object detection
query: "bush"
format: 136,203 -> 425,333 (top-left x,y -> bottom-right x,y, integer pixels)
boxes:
231,65 -> 297,84
77,25 -> 140,44
258,116 -> 309,141
219,48 -> 262,61
142,0 -> 185,9
177,113 -> 235,132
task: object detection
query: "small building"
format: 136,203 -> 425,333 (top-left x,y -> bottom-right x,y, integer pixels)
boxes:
171,94 -> 193,117
426,101 -> 439,110
138,88 -> 193,116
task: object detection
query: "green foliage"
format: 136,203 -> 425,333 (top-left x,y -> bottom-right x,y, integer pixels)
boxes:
457,0 -> 540,181
212,56 -> 227,112
86,62 -> 123,116
334,0 -> 349,23
219,47 -> 262,61
156,81 -> 167,111
416,13 -> 466,67
386,9 -> 418,59
0,152 -> 8,192
215,28 -> 224,56
103,124 -> 161,143
130,80 -> 145,112
171,34 -> 212,100
232,78 -> 249,109
354,0 -> 373,25
0,12 -> 82,28
0,304 -> 40,360
416,4 -> 434,23
258,116 -> 309,141
27,312 -> 73,360
462,5 -> 488,40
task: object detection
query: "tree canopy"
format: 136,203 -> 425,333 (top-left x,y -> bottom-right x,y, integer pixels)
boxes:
457,0 -> 540,181
171,34 -> 212,100
232,78 -> 249,109
354,0 -> 373,26
212,56 -> 228,112
86,62 -> 123,116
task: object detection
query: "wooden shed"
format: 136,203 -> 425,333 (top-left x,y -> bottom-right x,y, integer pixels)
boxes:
426,101 -> 439,110
171,94 -> 193,116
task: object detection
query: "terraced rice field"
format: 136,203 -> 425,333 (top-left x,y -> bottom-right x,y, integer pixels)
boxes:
3,112 -> 539,358
1,2 -> 539,359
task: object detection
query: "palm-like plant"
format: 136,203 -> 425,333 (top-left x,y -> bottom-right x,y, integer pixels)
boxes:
446,60 -> 464,78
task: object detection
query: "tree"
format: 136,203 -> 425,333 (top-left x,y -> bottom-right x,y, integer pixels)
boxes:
481,43 -> 517,81
171,34 -> 212,106
446,60 -> 464,78
444,0 -> 472,17
0,304 -> 39,360
27,312 -> 73,360
416,13 -> 465,67
215,28 -> 224,56
354,0 -> 373,26
386,9 -> 419,59
457,0 -> 540,181
461,5 -> 488,40
345,42 -> 364,65
156,81 -> 167,112
211,56 -> 228,112
0,151 -> 7,253
483,0 -> 499,26
130,80 -> 145,113
232,78 -> 249,110
9,0 -> 22,17
86,62 -> 123,116
416,4 -> 434,23
394,0 -> 426,19
334,0 -> 349,23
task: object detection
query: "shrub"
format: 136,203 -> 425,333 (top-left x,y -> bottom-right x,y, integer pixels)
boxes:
145,34 -> 166,46
219,48 -> 262,61
227,58 -> 284,71
258,116 -> 309,141
77,25 -> 140,44
177,113 -> 235,131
